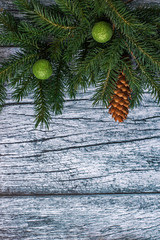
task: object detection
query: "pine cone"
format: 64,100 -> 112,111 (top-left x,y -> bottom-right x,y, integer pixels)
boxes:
108,72 -> 131,122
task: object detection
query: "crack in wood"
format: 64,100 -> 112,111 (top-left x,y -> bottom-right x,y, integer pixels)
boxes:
132,116 -> 160,121
3,168 -> 76,175
41,135 -> 160,153
0,132 -> 87,144
3,98 -> 91,107
0,135 -> 159,157
0,127 -> 160,144
0,153 -> 42,158
57,169 -> 158,182
0,192 -> 160,197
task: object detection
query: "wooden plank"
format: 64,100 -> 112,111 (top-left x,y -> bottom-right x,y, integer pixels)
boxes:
0,0 -> 160,196
0,85 -> 160,195
0,47 -> 19,61
0,49 -> 160,195
1,194 -> 160,239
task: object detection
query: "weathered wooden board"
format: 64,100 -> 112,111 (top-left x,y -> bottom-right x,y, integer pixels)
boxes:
1,194 -> 160,240
0,40 -> 160,196
0,0 -> 160,240
0,83 -> 160,195
0,47 -> 19,60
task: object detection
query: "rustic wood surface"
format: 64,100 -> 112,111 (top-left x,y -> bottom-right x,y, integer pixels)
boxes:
1,195 -> 160,240
0,86 -> 160,196
0,0 -> 160,239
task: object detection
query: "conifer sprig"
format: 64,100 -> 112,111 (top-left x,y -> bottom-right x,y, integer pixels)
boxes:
121,60 -> 144,108
47,61 -> 65,115
0,83 -> 7,112
0,31 -> 39,49
125,43 -> 160,104
25,1 -> 76,37
105,0 -> 140,36
14,0 -> 33,11
91,37 -> 124,106
11,72 -> 33,102
0,52 -> 39,84
55,0 -> 90,22
0,0 -> 159,127
0,10 -> 17,32
33,79 -> 51,129
92,68 -> 118,107
125,35 -> 160,72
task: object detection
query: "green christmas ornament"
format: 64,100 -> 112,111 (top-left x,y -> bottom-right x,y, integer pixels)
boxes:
32,59 -> 53,80
92,21 -> 113,43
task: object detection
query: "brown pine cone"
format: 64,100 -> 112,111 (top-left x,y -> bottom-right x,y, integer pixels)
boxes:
108,72 -> 131,122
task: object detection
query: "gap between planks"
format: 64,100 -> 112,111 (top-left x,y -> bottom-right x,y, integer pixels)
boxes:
1,192 -> 160,198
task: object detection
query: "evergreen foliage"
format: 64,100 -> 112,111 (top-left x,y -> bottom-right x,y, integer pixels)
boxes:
0,0 -> 159,128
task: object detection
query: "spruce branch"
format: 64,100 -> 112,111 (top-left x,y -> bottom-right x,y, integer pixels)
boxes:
33,79 -> 51,129
0,0 -> 159,127
12,80 -> 31,102
92,68 -> 118,106
125,43 -> 160,103
55,0 -> 88,22
26,1 -> 76,37
133,6 -> 160,28
65,71 -> 78,99
125,35 -> 160,72
88,37 -> 124,106
137,62 -> 160,103
72,0 -> 91,22
18,21 -> 46,41
54,0 -> 76,17
102,65 -> 111,97
105,0 -> 139,36
11,72 -> 33,102
0,10 -> 18,32
0,83 -> 7,112
0,52 -> 39,84
47,61 -> 65,115
121,60 -> 144,108
13,0 -> 32,11
93,0 -> 107,16
63,25 -> 87,61
47,39 -> 63,61
105,0 -> 155,37
75,47 -> 105,76
0,31 -> 40,49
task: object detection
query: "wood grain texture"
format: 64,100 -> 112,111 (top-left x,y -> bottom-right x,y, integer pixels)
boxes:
0,1 -> 160,239
0,39 -> 160,197
0,84 -> 160,195
1,194 -> 160,240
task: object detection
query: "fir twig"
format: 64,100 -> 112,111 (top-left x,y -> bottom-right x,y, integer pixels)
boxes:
0,10 -> 17,32
0,0 -> 159,127
33,79 -> 51,129
125,35 -> 160,72
0,83 -> 7,112
125,42 -> 160,103
47,60 -> 65,115
13,0 -> 32,11
0,52 -> 39,84
26,1 -> 76,37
